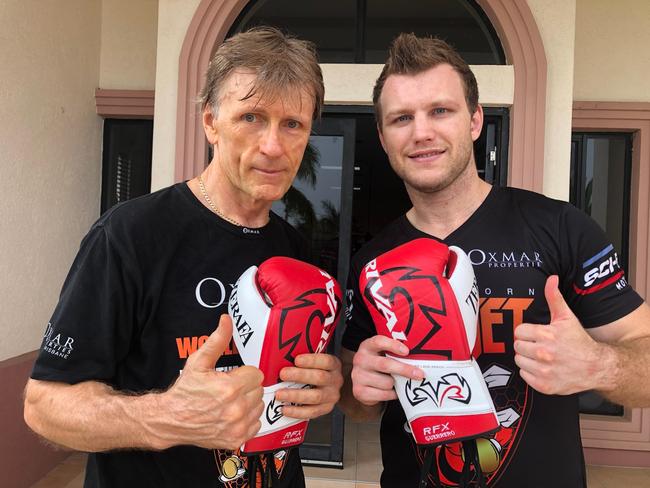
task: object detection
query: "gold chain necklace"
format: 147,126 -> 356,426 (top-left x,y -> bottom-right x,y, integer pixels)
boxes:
197,175 -> 243,227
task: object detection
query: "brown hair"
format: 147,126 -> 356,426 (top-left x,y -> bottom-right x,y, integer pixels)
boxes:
373,33 -> 479,126
198,26 -> 324,119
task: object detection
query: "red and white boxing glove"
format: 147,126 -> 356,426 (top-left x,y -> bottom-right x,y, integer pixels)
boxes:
359,238 -> 499,445
228,256 -> 342,454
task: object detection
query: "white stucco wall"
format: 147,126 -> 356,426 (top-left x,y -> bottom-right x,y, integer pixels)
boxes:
151,0 -> 202,191
527,0 -> 577,201
0,0 -> 102,360
99,0 -> 159,90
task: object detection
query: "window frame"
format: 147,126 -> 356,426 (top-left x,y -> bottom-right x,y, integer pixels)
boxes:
572,102 -> 650,458
227,0 -> 506,65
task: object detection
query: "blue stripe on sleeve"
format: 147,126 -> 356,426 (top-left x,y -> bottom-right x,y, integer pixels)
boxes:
582,244 -> 613,268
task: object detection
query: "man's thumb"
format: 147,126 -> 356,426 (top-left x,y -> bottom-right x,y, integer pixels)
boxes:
187,314 -> 233,371
545,275 -> 573,323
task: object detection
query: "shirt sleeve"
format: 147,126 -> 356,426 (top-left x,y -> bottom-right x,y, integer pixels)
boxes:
341,258 -> 376,352
559,204 -> 643,328
31,223 -> 139,384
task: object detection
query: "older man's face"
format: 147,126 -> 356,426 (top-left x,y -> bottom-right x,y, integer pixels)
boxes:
204,71 -> 314,205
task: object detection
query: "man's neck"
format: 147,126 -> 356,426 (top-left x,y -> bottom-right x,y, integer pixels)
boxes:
189,161 -> 272,228
406,174 -> 492,240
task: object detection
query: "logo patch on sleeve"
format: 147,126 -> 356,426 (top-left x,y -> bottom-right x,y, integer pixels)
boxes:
42,322 -> 75,359
574,245 -> 627,295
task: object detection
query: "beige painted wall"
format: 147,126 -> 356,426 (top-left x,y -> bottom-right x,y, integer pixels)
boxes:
99,0 -> 159,90
527,0 -> 577,201
151,0 -> 202,191
321,64 -> 514,107
0,0 -> 103,360
574,0 -> 650,103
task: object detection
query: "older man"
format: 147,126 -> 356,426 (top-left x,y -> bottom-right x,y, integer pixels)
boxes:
24,27 -> 342,488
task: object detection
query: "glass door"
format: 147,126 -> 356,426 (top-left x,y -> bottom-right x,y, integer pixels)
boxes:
272,118 -> 356,466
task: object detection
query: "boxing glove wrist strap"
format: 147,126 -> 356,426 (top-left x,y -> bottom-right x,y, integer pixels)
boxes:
241,381 -> 309,454
390,356 -> 498,445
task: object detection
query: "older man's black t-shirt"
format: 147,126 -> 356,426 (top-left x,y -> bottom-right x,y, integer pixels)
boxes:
342,186 -> 643,488
32,183 -> 309,488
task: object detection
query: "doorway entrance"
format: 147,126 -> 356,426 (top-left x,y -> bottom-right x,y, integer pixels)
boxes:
272,106 -> 510,466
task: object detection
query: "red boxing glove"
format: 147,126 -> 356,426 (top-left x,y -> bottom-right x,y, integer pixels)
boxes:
228,257 -> 342,454
359,238 -> 499,445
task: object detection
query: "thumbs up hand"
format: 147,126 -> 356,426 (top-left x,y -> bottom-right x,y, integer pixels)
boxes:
514,275 -> 605,395
160,315 -> 264,450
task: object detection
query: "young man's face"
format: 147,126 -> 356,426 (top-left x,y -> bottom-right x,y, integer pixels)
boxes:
203,71 -> 314,204
377,64 -> 483,195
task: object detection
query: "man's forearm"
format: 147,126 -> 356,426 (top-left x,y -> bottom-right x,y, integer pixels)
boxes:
24,379 -> 179,452
595,336 -> 650,407
25,319 -> 265,453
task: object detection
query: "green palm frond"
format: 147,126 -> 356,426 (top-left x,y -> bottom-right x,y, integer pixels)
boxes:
282,186 -> 316,228
295,141 -> 320,188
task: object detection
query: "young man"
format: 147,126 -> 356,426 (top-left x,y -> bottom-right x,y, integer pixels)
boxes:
339,33 -> 650,487
24,27 -> 343,487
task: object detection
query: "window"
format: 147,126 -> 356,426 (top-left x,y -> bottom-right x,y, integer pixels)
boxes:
229,0 -> 505,64
570,133 -> 632,272
101,119 -> 153,213
571,132 -> 633,417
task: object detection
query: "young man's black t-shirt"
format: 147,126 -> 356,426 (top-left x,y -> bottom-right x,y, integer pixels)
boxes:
342,186 -> 643,488
31,182 -> 309,488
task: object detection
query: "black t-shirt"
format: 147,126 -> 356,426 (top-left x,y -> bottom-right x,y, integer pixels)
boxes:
32,182 -> 309,488
342,186 -> 643,488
